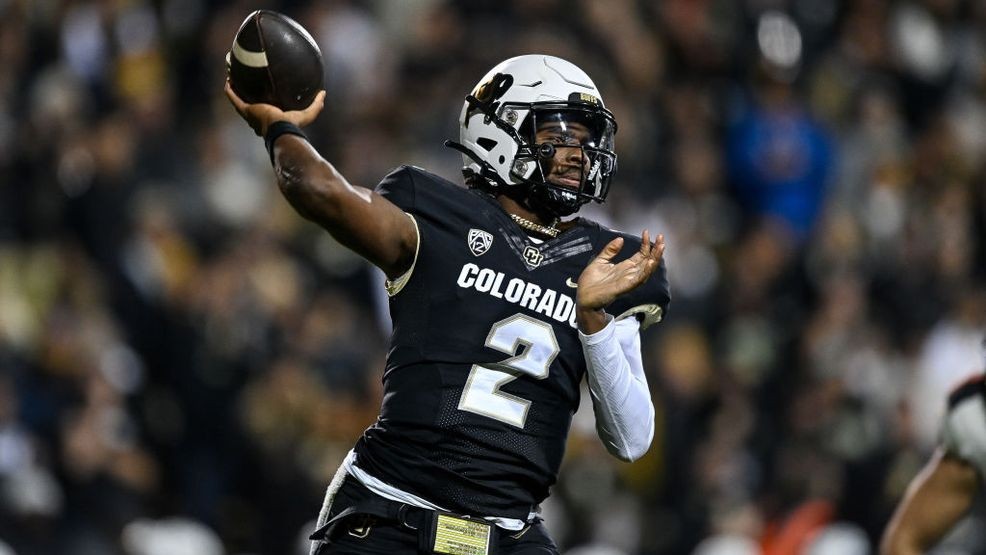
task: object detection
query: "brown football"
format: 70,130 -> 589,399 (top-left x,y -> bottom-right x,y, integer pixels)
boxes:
227,10 -> 323,111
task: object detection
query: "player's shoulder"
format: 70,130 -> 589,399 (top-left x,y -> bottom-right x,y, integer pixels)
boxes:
576,217 -> 628,241
940,372 -> 986,477
376,165 -> 463,193
580,218 -> 653,250
578,218 -> 672,329
948,373 -> 986,411
376,165 -> 478,214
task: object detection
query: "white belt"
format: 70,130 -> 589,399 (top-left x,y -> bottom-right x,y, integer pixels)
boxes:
342,450 -> 534,531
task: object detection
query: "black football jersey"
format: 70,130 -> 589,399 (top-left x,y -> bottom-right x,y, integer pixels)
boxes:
352,166 -> 670,521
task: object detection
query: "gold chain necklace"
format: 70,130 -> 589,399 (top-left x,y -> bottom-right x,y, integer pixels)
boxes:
510,213 -> 560,238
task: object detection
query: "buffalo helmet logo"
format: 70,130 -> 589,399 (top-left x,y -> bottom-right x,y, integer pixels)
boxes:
465,72 -> 514,126
467,229 -> 493,256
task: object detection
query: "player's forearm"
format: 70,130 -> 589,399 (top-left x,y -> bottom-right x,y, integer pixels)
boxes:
581,317 -> 655,462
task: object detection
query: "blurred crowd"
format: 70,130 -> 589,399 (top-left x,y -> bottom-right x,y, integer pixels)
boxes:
1,0 -> 986,554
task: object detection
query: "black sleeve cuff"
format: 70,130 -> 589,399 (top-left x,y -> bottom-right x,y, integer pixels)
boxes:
264,121 -> 308,164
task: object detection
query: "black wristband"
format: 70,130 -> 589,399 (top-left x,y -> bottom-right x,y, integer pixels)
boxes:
264,121 -> 308,163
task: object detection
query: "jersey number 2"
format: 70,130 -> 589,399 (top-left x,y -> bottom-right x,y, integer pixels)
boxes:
458,314 -> 559,428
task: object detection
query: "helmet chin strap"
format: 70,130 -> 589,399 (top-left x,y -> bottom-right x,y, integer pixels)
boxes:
445,140 -> 509,188
444,139 -> 583,220
526,181 -> 580,219
516,188 -> 553,220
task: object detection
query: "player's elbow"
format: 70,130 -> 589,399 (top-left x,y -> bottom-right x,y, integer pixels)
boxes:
605,423 -> 654,463
609,442 -> 650,463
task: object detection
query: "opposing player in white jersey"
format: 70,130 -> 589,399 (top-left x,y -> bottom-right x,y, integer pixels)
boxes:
881,373 -> 986,554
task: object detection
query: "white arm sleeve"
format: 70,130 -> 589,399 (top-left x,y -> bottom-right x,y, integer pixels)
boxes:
579,315 -> 655,462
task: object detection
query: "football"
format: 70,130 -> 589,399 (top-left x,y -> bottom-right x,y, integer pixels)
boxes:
226,10 -> 323,111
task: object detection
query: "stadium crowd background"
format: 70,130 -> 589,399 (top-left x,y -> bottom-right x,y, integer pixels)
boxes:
1,0 -> 986,553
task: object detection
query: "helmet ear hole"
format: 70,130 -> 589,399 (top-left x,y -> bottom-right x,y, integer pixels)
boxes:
477,138 -> 498,152
498,155 -> 505,163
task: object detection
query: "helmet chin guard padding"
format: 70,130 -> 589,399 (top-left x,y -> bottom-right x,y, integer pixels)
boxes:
446,55 -> 618,218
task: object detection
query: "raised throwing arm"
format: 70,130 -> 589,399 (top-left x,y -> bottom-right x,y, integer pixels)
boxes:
225,82 -> 417,279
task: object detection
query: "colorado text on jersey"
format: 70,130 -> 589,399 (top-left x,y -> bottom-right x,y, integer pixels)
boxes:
456,262 -> 579,328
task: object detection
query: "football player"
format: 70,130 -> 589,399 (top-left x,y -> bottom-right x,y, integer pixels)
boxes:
226,54 -> 670,555
880,373 -> 986,555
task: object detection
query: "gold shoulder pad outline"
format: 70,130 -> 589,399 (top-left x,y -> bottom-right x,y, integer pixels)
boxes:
385,213 -> 420,297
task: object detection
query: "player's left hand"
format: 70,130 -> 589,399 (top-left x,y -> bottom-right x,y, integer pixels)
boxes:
576,230 -> 664,311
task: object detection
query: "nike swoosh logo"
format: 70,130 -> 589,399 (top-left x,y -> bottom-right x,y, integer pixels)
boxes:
565,278 -> 578,288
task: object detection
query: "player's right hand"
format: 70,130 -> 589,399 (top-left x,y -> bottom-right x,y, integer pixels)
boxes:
224,79 -> 325,136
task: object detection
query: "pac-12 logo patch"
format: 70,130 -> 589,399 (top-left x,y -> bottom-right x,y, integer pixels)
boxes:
523,246 -> 543,267
467,229 -> 493,256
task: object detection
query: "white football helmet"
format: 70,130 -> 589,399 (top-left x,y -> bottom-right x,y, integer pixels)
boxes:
447,55 -> 617,217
